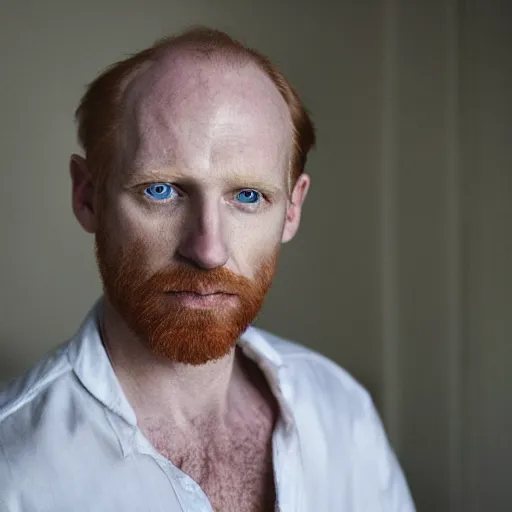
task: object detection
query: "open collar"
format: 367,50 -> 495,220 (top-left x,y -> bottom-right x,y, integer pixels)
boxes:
67,296 -> 293,428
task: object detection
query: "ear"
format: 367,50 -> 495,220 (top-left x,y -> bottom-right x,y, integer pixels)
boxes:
281,173 -> 311,244
70,154 -> 98,234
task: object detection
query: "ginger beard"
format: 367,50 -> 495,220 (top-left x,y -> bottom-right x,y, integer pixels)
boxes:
95,230 -> 279,365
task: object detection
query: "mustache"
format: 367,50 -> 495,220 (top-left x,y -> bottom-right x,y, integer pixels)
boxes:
154,266 -> 252,295
98,236 -> 279,302
114,259 -> 256,297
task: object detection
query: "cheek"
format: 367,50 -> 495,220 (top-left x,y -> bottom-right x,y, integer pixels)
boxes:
230,210 -> 285,276
102,194 -> 184,262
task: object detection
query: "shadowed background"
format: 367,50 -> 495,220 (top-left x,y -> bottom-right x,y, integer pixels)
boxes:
1,1 -> 511,510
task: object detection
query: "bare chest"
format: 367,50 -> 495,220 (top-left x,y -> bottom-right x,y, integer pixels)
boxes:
148,420 -> 276,512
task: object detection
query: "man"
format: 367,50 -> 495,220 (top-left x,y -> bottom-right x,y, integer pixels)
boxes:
0,27 -> 415,511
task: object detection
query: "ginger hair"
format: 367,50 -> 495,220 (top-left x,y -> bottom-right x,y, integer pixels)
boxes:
75,26 -> 316,197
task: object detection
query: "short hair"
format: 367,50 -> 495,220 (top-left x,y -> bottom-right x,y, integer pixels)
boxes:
75,26 -> 316,197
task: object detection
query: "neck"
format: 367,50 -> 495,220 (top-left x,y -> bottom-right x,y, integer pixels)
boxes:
100,298 -> 244,430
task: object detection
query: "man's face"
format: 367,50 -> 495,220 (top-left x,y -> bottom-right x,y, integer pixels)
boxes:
94,55 -> 297,365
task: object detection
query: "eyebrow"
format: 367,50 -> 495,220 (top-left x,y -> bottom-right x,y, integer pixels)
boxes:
125,167 -> 284,195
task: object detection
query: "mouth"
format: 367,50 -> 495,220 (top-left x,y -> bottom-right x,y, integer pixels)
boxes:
165,290 -> 238,308
166,290 -> 235,297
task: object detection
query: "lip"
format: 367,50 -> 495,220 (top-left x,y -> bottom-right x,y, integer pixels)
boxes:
166,291 -> 238,308
167,290 -> 234,296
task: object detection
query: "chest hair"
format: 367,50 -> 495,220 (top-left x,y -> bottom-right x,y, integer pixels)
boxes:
146,406 -> 276,512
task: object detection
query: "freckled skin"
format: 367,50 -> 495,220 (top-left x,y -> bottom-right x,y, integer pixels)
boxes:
71,49 -> 310,512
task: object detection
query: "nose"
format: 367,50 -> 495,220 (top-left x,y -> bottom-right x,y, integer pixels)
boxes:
177,198 -> 229,270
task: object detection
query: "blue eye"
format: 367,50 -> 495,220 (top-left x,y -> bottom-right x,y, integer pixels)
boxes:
236,189 -> 261,204
144,183 -> 175,200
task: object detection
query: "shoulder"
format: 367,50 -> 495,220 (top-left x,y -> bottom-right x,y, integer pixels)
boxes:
0,342 -> 72,423
249,326 -> 374,417
0,342 -> 75,498
250,327 -> 416,510
0,341 -> 74,458
251,326 -> 372,399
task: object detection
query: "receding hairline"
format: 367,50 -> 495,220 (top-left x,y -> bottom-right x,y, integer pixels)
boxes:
75,26 -> 316,198
120,30 -> 264,106
116,47 -> 294,183
122,44 -> 282,112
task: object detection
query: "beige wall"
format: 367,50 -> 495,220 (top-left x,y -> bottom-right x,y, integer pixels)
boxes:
1,1 -> 511,510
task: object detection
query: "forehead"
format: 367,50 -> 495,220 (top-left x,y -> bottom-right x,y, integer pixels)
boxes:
121,52 -> 293,186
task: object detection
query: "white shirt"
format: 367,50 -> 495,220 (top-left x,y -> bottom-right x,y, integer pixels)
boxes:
0,298 -> 415,511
